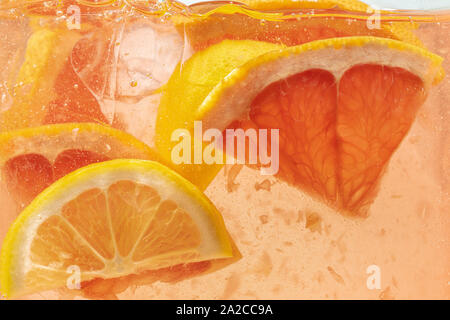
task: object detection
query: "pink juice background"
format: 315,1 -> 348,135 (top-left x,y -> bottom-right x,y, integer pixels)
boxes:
0,0 -> 449,299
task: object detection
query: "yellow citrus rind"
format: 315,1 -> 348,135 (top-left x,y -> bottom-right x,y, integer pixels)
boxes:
0,159 -> 233,298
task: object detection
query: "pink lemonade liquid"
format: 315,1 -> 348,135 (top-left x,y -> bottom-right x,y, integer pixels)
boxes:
0,1 -> 448,299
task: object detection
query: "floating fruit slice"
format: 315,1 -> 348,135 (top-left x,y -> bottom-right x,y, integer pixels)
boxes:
0,13 -> 112,131
42,35 -> 109,125
157,36 -> 443,217
0,28 -> 81,131
0,123 -> 162,245
156,39 -> 283,190
180,0 -> 419,51
0,159 -> 235,299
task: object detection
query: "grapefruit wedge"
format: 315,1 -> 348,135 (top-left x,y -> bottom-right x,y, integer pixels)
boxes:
0,159 -> 235,299
0,123 -> 162,245
0,24 -> 108,132
0,28 -> 82,132
156,36 -> 443,217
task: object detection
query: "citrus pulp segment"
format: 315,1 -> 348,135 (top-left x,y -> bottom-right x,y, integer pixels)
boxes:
0,28 -> 81,131
0,123 -> 162,244
0,159 -> 234,298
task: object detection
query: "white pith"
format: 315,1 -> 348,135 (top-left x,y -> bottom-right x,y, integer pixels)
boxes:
199,41 -> 439,131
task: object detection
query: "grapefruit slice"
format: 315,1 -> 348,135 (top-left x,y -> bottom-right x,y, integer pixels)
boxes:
0,123 -> 162,245
0,17 -> 111,132
0,159 -> 235,299
0,28 -> 81,131
157,36 -> 443,217
42,36 -> 109,125
180,0 -> 420,51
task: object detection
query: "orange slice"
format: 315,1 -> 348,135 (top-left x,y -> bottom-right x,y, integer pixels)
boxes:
0,159 -> 235,299
157,36 -> 443,217
0,123 -> 162,245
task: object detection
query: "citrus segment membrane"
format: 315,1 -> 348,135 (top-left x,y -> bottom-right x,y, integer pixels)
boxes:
335,64 -> 426,213
248,63 -> 427,215
0,160 -> 234,298
0,17 -> 113,131
249,69 -> 339,203
43,54 -> 108,125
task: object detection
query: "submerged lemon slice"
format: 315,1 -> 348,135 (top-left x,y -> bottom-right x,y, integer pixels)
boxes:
0,159 -> 234,298
156,39 -> 283,190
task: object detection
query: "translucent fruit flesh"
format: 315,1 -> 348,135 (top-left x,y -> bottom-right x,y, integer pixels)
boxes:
43,58 -> 107,125
0,160 -> 235,299
22,181 -> 204,298
3,149 -> 110,207
246,64 -> 426,216
0,0 -> 445,300
29,182 -> 201,270
0,123 -> 160,245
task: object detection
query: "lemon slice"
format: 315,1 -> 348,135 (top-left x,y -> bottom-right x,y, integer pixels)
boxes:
0,159 -> 234,298
156,39 -> 283,190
